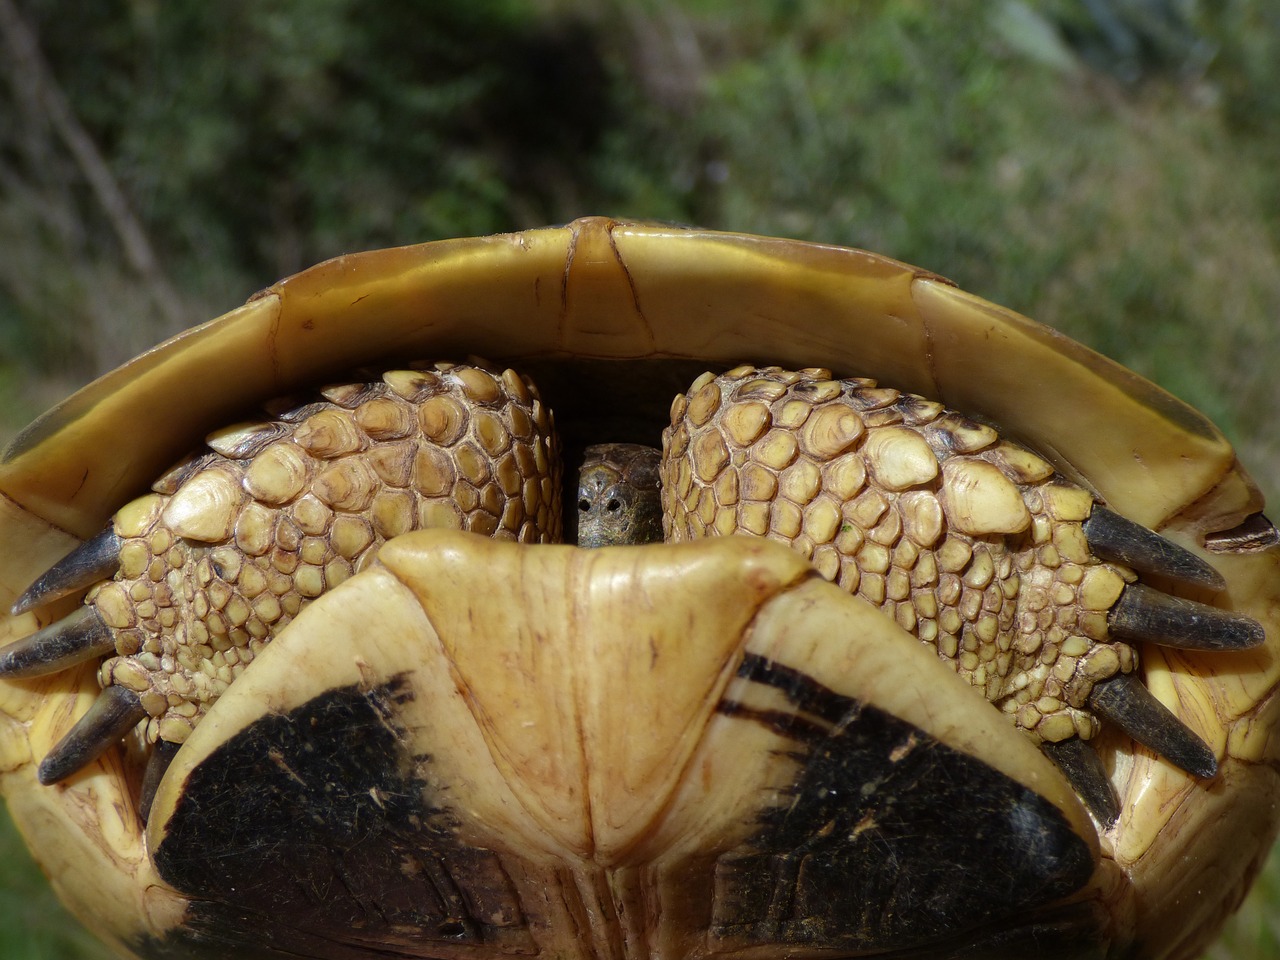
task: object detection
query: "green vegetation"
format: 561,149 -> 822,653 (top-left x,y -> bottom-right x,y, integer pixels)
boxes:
2,0 -> 1277,498
0,809 -> 114,960
1,1 -> 1277,957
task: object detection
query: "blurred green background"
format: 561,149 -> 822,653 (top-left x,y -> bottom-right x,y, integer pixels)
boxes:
0,0 -> 1277,957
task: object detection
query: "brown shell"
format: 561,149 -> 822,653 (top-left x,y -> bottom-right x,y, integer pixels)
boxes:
0,219 -> 1276,960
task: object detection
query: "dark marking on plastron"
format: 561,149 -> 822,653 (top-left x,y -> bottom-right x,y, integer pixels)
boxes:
712,654 -> 1097,954
733,652 -> 854,722
140,676 -> 531,960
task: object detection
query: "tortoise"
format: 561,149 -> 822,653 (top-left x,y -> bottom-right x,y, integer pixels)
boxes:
0,217 -> 1276,960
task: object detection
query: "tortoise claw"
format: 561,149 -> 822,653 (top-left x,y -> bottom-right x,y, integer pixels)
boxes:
139,738 -> 181,822
11,528 -> 122,615
0,606 -> 115,679
1082,507 -> 1224,591
1108,583 -> 1264,651
37,686 -> 146,785
1204,512 -> 1280,553
1041,737 -> 1119,827
1088,672 -> 1217,779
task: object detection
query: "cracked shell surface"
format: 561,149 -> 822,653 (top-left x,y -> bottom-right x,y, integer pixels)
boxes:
0,218 -> 1277,960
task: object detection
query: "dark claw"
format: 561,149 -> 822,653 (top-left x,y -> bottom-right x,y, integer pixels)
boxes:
1109,583 -> 1265,651
1089,672 -> 1217,779
1041,737 -> 1119,826
139,738 -> 181,822
11,528 -> 122,615
37,686 -> 146,785
0,606 -> 115,679
1083,506 -> 1225,592
1204,512 -> 1280,553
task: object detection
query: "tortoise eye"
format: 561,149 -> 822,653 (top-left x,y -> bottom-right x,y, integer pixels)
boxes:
0,219 -> 1273,960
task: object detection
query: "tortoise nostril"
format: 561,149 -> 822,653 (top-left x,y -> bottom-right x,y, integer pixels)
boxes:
578,498 -> 591,513
607,499 -> 621,512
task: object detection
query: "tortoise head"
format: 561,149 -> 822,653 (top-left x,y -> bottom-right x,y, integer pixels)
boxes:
0,219 -> 1276,960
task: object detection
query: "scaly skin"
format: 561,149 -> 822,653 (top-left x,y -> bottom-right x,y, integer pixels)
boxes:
76,362 -> 1138,751
88,361 -> 561,745
662,365 -> 1138,744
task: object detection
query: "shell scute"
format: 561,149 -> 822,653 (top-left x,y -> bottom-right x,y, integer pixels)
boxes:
0,220 -> 1273,960
133,533 -> 1097,959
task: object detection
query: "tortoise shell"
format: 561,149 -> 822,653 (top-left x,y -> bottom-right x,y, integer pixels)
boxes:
0,218 -> 1276,960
